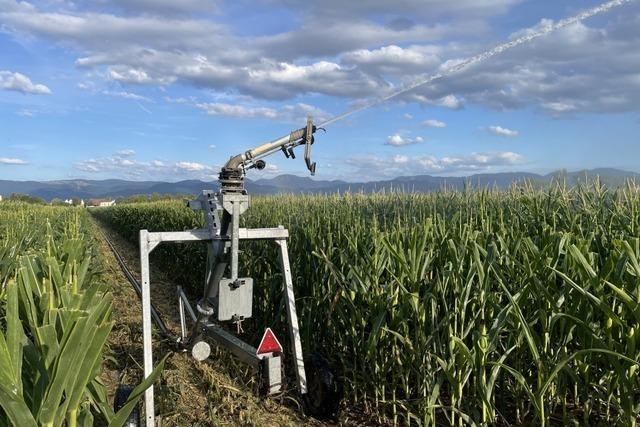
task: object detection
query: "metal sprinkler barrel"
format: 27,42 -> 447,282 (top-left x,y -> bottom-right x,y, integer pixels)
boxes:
218,117 -> 318,193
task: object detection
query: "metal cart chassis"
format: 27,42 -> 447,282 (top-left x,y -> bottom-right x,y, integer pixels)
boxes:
138,222 -> 307,426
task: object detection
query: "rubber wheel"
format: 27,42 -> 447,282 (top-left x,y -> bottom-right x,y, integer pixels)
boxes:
114,384 -> 141,427
302,352 -> 341,419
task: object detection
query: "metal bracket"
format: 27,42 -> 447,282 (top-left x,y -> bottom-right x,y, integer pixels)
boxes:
218,277 -> 253,321
189,190 -> 222,237
304,117 -> 316,175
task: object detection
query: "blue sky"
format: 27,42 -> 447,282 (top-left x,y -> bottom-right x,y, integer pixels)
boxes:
1,0 -> 639,182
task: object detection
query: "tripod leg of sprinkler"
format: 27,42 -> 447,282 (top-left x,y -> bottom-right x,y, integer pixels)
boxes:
276,238 -> 307,394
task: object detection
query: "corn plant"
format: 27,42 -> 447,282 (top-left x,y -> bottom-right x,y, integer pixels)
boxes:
0,203 -> 164,426
93,180 -> 640,425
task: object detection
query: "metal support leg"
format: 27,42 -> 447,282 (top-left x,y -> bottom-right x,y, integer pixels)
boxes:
178,287 -> 198,322
230,202 -> 240,280
276,238 -> 307,394
178,286 -> 187,341
139,230 -> 155,427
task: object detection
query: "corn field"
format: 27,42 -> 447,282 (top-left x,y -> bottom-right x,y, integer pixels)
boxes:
93,181 -> 640,426
0,202 -> 161,427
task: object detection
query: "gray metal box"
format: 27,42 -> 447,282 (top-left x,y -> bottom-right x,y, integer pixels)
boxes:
218,278 -> 253,321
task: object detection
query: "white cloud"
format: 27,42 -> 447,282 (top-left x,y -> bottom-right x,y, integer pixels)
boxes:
254,17 -> 489,61
78,50 -> 386,100
208,144 -> 216,149
403,15 -> 640,115
403,113 -> 414,119
422,119 -> 446,128
107,66 -> 175,85
164,96 -> 193,104
75,154 -> 139,172
196,102 -> 278,119
0,157 -> 28,165
392,154 -> 410,164
342,44 -> 442,75
175,161 -> 208,172
1,0 -> 639,118
0,70 -> 51,95
438,95 -> 463,109
346,150 -> 525,179
17,108 -> 35,117
194,101 -> 331,123
74,151 -> 218,179
0,5 -> 224,49
103,90 -> 150,101
409,93 -> 464,110
440,151 -> 523,167
385,134 -> 424,146
115,149 -> 136,157
243,60 -> 383,99
542,101 -> 577,114
487,125 -> 519,137
108,67 -> 154,84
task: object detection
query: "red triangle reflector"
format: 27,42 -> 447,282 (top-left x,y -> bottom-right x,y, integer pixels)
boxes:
256,328 -> 283,356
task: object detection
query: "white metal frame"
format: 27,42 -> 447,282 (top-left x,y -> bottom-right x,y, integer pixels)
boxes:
139,226 -> 307,427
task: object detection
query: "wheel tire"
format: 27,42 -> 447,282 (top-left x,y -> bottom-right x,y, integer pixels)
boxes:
302,352 -> 341,419
114,384 -> 141,427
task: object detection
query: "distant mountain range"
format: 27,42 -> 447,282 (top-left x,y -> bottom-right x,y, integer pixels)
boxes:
0,168 -> 638,201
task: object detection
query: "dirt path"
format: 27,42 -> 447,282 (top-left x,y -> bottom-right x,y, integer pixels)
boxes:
92,217 -> 322,426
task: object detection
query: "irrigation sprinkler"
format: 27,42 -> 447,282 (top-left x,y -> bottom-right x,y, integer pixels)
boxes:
138,118 -> 338,426
134,1 -> 636,423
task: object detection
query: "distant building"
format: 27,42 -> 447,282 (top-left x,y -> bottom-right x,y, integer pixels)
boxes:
0,195 -> 3,202
88,199 -> 116,207
62,198 -> 85,207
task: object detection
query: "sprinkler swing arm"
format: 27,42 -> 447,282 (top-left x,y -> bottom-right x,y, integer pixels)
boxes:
138,118 -> 331,427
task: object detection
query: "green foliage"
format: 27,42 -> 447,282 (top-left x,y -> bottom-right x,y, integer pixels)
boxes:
0,204 -> 161,426
118,193 -> 191,204
94,181 -> 640,426
6,193 -> 47,205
